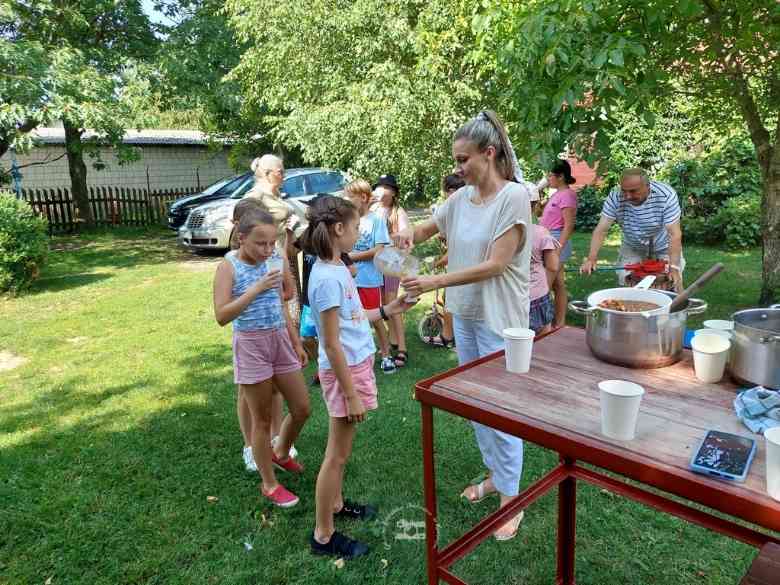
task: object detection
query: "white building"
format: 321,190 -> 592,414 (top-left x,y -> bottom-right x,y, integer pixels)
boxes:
1,128 -> 243,192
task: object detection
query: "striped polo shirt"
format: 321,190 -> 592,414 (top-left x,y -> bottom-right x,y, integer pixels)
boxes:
601,181 -> 681,253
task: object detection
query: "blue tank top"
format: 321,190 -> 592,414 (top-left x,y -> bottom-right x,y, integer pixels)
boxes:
226,250 -> 285,331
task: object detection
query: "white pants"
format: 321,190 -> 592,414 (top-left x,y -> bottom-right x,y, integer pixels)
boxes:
453,316 -> 524,497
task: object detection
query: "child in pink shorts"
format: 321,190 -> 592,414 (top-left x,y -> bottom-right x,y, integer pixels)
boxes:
300,195 -> 416,560
213,209 -> 311,509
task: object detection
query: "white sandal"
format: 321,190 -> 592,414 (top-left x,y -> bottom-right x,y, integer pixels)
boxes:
494,510 -> 525,541
460,480 -> 494,504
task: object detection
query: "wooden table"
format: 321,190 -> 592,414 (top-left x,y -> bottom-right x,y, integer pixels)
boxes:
415,327 -> 780,585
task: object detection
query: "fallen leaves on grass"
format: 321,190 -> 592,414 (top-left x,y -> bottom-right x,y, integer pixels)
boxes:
260,513 -> 274,528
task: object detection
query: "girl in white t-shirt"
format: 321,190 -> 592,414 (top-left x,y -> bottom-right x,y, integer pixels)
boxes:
397,110 -> 531,542
301,195 -> 416,560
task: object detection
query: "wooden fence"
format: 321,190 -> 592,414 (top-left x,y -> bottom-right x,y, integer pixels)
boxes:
21,185 -> 200,233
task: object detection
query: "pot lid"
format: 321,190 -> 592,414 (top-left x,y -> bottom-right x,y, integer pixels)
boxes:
732,308 -> 780,334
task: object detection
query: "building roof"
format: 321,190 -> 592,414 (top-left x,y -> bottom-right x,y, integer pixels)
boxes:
31,128 -> 220,146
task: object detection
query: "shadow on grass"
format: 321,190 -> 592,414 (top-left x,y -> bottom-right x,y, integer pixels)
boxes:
28,272 -> 114,294
0,342 -> 312,584
26,227 -> 225,296
0,332 -> 759,585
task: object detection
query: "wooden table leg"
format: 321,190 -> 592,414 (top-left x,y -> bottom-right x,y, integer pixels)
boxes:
421,403 -> 439,585
557,457 -> 576,585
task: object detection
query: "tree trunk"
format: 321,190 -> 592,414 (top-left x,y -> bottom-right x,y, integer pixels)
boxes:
63,119 -> 95,226
760,141 -> 780,306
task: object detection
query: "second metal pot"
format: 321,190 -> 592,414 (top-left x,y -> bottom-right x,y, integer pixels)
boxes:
569,291 -> 708,368
730,305 -> 780,389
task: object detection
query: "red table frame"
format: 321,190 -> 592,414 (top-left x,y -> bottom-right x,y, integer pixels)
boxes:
415,328 -> 780,585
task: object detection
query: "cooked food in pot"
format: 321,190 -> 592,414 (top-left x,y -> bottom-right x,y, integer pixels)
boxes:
598,299 -> 661,312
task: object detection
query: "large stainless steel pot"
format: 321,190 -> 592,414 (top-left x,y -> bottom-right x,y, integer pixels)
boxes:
569,291 -> 708,368
730,304 -> 780,389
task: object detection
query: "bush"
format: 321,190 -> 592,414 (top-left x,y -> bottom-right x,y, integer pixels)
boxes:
575,184 -> 609,232
712,194 -> 762,250
0,191 -> 49,293
660,134 -> 762,218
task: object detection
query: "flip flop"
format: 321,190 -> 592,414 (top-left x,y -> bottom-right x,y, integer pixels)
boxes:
426,335 -> 455,349
460,480 -> 494,504
494,510 -> 525,542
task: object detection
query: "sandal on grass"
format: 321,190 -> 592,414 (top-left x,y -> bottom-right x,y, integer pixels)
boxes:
426,335 -> 455,349
494,510 -> 524,542
394,351 -> 408,368
460,479 -> 495,504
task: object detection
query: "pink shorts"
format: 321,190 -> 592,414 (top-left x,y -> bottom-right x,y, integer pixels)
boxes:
319,356 -> 378,418
232,327 -> 301,384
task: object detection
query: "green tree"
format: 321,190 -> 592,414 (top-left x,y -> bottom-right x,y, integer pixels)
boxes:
154,0 -> 278,166
482,0 -> 779,303
1,1 -> 158,224
223,0 -> 490,202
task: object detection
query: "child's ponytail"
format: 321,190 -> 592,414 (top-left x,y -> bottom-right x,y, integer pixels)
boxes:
300,195 -> 358,260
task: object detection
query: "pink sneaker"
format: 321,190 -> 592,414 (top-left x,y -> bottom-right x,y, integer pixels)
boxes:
272,452 -> 304,474
261,484 -> 299,508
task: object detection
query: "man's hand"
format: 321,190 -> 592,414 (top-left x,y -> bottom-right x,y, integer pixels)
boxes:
580,258 -> 598,275
670,269 -> 683,293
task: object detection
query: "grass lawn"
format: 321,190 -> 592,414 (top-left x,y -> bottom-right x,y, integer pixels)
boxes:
0,228 -> 767,584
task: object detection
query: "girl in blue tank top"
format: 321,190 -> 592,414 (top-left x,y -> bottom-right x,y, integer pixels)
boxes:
213,209 -> 311,509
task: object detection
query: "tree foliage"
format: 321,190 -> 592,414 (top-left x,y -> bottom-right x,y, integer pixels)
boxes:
1,1 -> 159,222
481,0 -> 779,302
224,0 -> 491,201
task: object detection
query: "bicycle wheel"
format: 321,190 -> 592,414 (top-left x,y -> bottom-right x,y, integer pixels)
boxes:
418,311 -> 444,344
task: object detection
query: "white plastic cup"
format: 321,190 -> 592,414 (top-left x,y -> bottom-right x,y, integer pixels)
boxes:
691,333 -> 731,383
502,328 -> 535,374
266,256 -> 284,274
703,319 -> 735,333
765,427 -> 780,502
598,380 -> 645,441
693,328 -> 733,361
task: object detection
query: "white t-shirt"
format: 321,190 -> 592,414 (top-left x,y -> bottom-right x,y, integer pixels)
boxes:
307,259 -> 375,370
433,182 -> 532,334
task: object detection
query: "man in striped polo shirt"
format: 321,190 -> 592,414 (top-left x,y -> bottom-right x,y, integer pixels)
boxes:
580,168 -> 684,291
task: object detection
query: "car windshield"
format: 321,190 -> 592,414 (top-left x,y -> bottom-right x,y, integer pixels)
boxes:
228,175 -> 257,199
201,176 -> 233,196
218,173 -> 253,197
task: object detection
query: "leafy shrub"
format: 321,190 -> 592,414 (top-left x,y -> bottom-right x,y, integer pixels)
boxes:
661,134 -> 762,218
712,194 -> 762,250
575,184 -> 609,231
0,191 -> 49,293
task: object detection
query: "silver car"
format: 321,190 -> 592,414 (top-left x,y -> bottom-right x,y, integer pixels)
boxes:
178,168 -> 348,251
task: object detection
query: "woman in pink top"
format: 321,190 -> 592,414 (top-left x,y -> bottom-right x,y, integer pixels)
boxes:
539,160 -> 577,327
